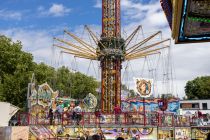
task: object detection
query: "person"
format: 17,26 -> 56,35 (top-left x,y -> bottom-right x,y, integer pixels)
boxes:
48,108 -> 54,125
94,109 -> 105,124
56,103 -> 63,123
116,137 -> 124,140
79,136 -> 86,140
114,105 -> 121,124
197,111 -> 204,126
95,108 -> 101,124
73,103 -> 82,125
92,134 -> 101,140
206,132 -> 210,140
136,134 -> 140,140
98,127 -> 106,140
84,131 -> 92,140
192,114 -> 196,125
198,111 -> 203,118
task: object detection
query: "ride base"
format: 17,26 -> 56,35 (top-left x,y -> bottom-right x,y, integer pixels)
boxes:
16,111 -> 210,140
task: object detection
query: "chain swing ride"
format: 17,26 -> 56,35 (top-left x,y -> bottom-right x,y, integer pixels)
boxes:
53,0 -> 170,113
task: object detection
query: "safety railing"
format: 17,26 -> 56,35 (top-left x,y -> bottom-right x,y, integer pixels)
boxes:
17,111 -> 195,127
174,115 -> 191,127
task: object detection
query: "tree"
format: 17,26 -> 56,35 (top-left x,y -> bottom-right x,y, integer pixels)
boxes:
70,72 -> 98,99
54,66 -> 72,97
121,84 -> 136,97
33,66 -> 99,99
185,76 -> 210,99
33,62 -> 55,85
0,35 -> 99,109
0,35 -> 35,109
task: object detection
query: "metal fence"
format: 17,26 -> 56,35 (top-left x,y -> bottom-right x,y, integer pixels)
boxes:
17,111 -> 196,127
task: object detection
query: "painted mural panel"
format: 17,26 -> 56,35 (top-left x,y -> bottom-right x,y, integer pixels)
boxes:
175,128 -> 191,140
191,127 -> 210,140
29,83 -> 59,116
83,93 -> 97,109
37,83 -> 58,108
158,128 -> 174,140
134,78 -> 153,98
43,126 -> 158,140
122,98 -> 179,114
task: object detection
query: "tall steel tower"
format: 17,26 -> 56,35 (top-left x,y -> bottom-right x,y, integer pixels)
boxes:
99,0 -> 124,112
54,0 -> 170,113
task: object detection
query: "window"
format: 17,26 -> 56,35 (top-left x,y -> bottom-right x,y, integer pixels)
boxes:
202,103 -> 208,110
192,103 -> 199,109
180,103 -> 192,109
180,103 -> 199,109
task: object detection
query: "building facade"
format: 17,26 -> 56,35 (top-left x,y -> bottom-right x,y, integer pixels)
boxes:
180,99 -> 210,115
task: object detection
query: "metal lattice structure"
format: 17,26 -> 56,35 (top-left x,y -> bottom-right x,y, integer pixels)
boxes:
100,0 -> 123,112
54,0 -> 170,113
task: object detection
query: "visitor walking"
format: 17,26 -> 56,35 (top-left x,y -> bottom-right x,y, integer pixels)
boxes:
48,108 -> 54,125
73,103 -> 82,125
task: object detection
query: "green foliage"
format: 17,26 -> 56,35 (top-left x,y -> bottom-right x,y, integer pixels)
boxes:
0,35 -> 98,109
70,72 -> 98,99
185,76 -> 210,99
33,62 -> 55,85
161,94 -> 175,99
33,66 -> 98,99
0,36 -> 34,109
47,66 -> 98,99
54,66 -> 72,96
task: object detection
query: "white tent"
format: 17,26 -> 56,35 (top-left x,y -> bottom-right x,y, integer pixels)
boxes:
0,102 -> 19,126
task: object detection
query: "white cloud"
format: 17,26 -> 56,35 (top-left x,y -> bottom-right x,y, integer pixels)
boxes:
94,0 -> 167,28
94,0 -> 101,8
49,4 -> 71,16
121,0 -> 168,28
38,3 -> 71,17
146,12 -> 168,27
0,28 -> 53,65
0,9 -> 22,20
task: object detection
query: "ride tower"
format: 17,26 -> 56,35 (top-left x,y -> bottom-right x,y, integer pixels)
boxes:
54,0 -> 170,113
98,0 -> 125,113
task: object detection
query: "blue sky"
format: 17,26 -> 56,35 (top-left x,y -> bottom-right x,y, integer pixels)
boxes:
0,0 -> 164,30
0,0 -> 210,98
0,0 -> 101,29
